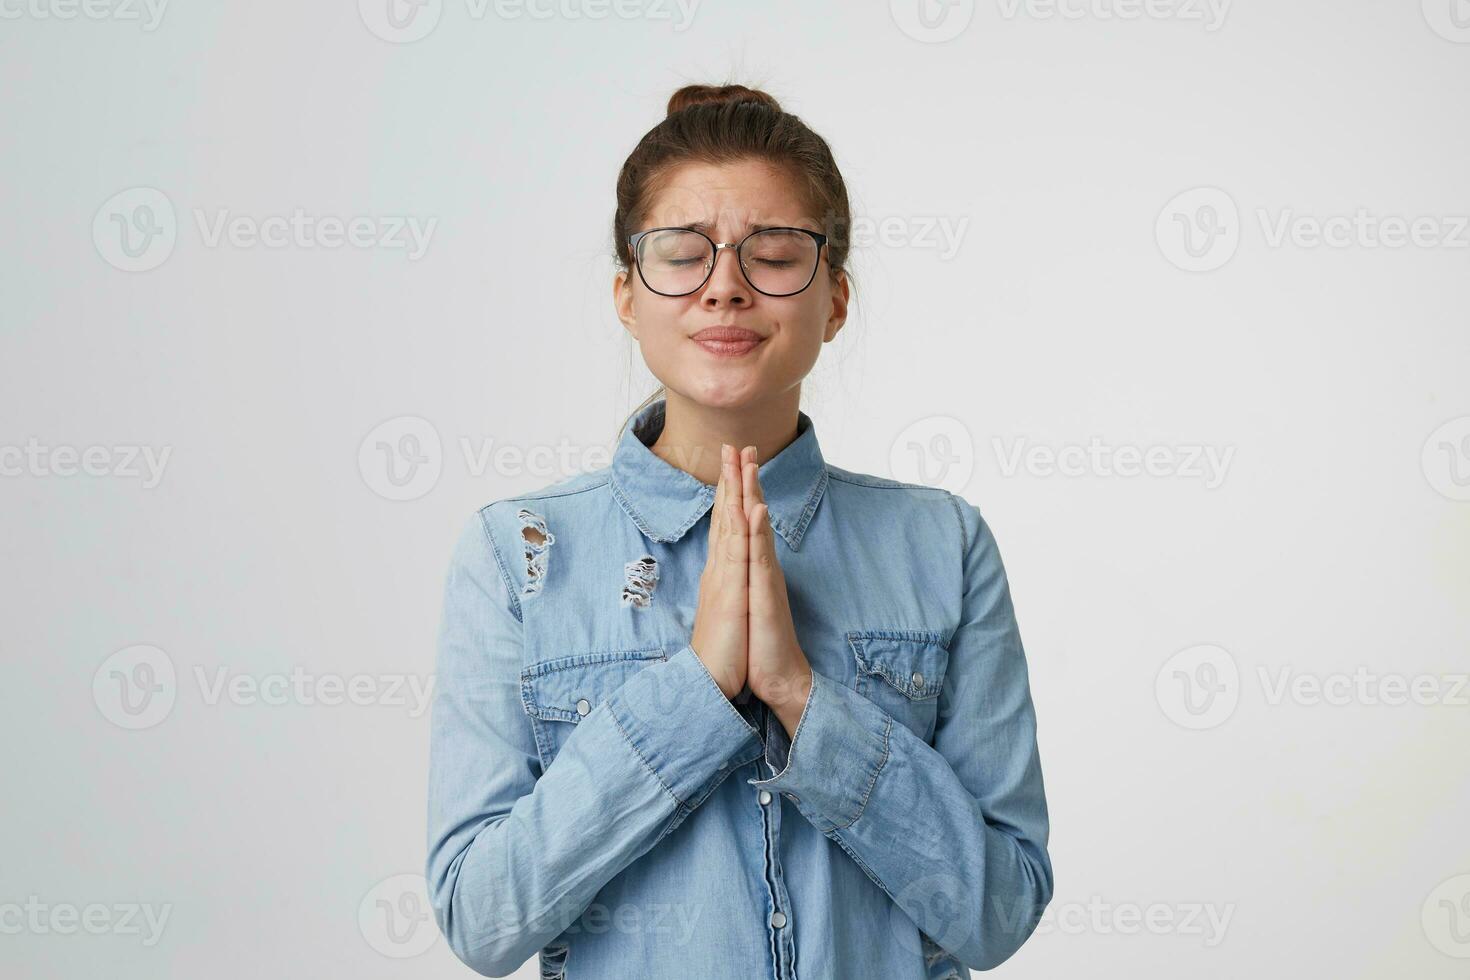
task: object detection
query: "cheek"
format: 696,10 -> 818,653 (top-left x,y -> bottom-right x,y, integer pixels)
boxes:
777,299 -> 831,352
764,319 -> 828,380
631,301 -> 685,352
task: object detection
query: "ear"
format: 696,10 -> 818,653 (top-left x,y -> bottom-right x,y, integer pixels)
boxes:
823,269 -> 850,343
613,268 -> 638,339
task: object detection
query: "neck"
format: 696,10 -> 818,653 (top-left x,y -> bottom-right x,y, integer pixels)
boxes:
650,389 -> 801,487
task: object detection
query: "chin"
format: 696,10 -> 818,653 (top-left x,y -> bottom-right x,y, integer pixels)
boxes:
672,375 -> 768,410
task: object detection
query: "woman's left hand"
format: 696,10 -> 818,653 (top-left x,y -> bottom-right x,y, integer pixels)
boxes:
738,445 -> 814,739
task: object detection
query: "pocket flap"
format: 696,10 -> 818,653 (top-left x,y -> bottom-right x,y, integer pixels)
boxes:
521,648 -> 668,722
847,630 -> 948,700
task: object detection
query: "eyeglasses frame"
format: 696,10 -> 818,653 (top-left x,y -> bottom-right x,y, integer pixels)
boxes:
626,225 -> 830,297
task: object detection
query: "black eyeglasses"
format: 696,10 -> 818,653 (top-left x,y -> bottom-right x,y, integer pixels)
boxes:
627,226 -> 829,297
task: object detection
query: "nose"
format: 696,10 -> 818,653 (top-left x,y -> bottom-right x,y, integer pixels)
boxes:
700,243 -> 751,307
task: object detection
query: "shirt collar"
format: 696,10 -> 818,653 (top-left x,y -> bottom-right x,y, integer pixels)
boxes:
609,398 -> 829,552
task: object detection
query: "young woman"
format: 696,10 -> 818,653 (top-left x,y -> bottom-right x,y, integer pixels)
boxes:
426,84 -> 1053,979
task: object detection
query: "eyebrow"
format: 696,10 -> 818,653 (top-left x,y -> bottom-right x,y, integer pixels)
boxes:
678,221 -> 806,235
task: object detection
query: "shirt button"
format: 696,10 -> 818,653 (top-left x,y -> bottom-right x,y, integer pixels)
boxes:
575,698 -> 591,717
770,911 -> 787,929
758,789 -> 772,805
784,792 -> 800,804
911,671 -> 925,689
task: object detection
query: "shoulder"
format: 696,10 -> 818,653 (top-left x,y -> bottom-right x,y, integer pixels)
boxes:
471,465 -> 613,542
823,462 -> 982,544
446,466 -> 615,603
822,463 -> 1011,586
474,467 -> 611,533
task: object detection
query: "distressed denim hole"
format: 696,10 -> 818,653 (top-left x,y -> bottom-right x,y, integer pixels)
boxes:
517,508 -> 555,597
621,555 -> 659,609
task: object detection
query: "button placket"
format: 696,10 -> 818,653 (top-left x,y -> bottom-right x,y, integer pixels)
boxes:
754,758 -> 794,975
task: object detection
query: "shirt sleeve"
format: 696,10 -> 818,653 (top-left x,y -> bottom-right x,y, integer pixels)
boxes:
746,496 -> 1054,972
425,507 -> 766,977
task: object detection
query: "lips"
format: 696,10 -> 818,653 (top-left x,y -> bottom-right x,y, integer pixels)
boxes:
691,326 -> 764,357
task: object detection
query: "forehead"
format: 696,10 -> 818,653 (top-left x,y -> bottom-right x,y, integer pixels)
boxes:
644,159 -> 815,232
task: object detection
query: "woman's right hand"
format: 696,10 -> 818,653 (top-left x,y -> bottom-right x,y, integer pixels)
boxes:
690,443 -> 750,702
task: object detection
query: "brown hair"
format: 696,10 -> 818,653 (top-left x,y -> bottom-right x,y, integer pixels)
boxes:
614,83 -> 854,439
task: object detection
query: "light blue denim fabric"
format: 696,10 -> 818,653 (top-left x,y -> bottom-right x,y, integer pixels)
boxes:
426,398 -> 1053,978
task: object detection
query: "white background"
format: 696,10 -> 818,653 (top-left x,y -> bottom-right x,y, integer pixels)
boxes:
2,1 -> 1467,977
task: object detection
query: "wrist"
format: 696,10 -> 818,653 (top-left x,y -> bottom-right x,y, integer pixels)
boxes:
767,668 -> 813,739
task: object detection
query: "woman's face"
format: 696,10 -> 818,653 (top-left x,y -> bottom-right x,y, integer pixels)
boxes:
614,159 -> 848,410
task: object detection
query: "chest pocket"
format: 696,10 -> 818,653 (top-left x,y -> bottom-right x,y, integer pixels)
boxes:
847,630 -> 951,742
520,648 -> 668,770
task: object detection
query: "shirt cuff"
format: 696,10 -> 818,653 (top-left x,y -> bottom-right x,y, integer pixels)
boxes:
603,643 -> 766,809
745,668 -> 892,833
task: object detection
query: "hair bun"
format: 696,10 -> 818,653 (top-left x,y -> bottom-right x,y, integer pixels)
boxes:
666,83 -> 782,117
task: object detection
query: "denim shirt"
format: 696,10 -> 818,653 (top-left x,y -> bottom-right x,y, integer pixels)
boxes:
425,398 -> 1053,979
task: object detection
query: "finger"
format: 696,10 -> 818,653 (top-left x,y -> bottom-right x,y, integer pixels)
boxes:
712,445 -> 735,577
742,445 -> 766,518
706,443 -> 728,552
725,443 -> 745,541
747,501 -> 783,620
720,467 -> 746,620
